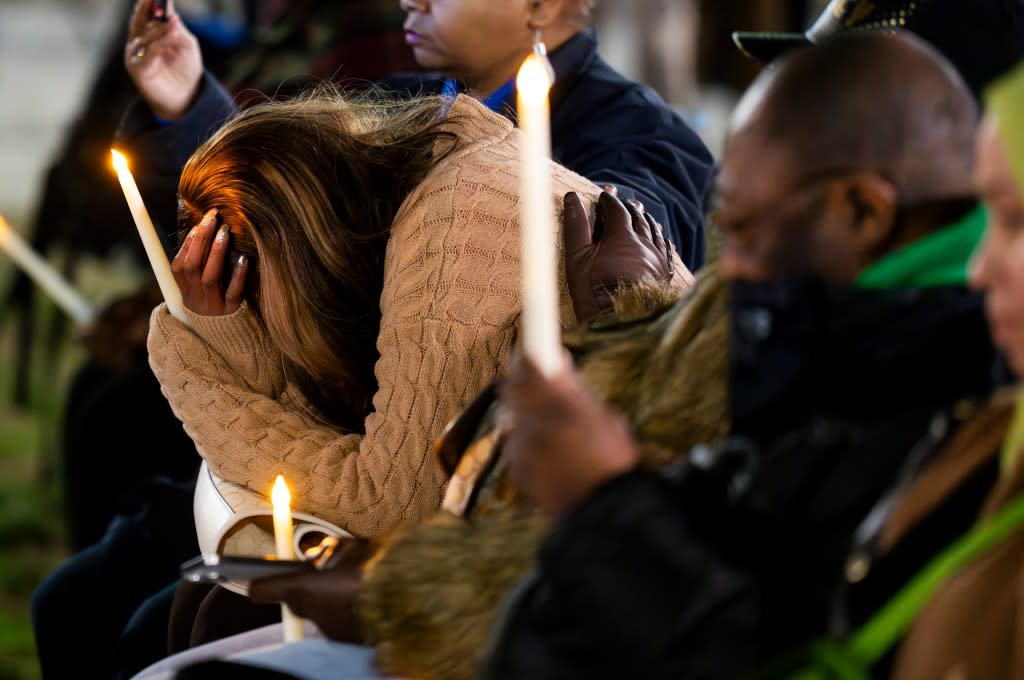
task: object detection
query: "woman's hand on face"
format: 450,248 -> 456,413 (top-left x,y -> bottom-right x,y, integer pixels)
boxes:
124,0 -> 204,120
172,209 -> 248,316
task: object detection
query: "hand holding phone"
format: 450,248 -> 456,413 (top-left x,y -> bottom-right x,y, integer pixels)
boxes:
124,0 -> 204,120
181,554 -> 315,585
247,540 -> 372,643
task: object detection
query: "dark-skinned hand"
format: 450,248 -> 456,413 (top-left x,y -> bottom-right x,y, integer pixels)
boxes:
563,190 -> 675,323
172,209 -> 248,316
248,538 -> 374,643
499,351 -> 639,517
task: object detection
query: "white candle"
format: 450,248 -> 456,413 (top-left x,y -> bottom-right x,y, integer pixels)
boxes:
0,215 -> 94,325
271,475 -> 305,642
516,53 -> 562,377
110,150 -> 191,328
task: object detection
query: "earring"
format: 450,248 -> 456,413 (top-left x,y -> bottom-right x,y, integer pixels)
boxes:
532,28 -> 556,82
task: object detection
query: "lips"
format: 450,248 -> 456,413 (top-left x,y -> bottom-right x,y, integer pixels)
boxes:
404,29 -> 424,46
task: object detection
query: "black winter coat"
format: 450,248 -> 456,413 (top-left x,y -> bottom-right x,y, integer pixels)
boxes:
482,279 -> 1000,679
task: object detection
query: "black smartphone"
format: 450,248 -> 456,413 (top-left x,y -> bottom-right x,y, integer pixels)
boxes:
181,554 -> 314,584
150,0 -> 168,22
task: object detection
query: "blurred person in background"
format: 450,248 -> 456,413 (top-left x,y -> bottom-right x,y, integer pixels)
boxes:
733,0 -> 1024,101
876,59 -> 1024,680
22,0 -> 421,554
121,0 -> 713,267
484,32 -> 1002,678
492,55 -> 1024,680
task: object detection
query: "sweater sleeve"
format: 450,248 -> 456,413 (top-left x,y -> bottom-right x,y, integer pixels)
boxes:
146,102 -> 589,538
148,305 -> 461,537
183,302 -> 286,397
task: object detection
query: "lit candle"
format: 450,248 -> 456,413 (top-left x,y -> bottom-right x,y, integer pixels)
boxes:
110,149 -> 191,328
0,214 -> 93,325
516,53 -> 562,377
271,475 -> 305,642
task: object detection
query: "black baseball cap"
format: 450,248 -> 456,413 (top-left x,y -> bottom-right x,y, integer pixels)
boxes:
733,0 -> 1024,96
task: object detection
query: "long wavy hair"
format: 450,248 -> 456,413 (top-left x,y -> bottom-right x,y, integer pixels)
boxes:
178,91 -> 458,431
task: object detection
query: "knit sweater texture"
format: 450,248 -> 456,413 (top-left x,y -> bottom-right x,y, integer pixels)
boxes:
147,96 -> 597,537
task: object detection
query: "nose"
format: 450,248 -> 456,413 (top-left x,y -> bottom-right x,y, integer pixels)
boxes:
717,245 -> 767,283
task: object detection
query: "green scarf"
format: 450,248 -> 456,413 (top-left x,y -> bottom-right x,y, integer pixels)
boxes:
1000,392 -> 1024,474
855,204 -> 986,290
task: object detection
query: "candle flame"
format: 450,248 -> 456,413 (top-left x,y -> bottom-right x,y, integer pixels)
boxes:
271,474 -> 291,508
111,149 -> 129,175
516,53 -> 553,105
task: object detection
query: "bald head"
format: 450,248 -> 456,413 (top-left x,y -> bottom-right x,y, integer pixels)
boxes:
732,32 -> 979,204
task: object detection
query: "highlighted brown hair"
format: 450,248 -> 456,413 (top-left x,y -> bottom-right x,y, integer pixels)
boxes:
178,91 -> 458,430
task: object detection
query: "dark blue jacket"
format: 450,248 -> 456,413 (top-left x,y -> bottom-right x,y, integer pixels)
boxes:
384,30 -> 714,266
548,30 -> 712,268
117,29 -> 713,268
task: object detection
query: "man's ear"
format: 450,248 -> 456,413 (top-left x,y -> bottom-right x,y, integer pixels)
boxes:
840,172 -> 898,257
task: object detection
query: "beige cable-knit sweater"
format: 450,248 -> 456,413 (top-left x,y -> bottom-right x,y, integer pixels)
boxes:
147,96 -> 598,538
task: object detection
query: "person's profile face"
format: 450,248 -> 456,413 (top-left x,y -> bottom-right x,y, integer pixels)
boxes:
400,0 -> 534,91
712,134 -> 851,284
970,119 -> 1024,379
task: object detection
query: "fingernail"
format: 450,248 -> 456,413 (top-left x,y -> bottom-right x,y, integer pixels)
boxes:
215,225 -> 229,243
201,210 -> 217,228
236,255 -> 247,268
564,193 -> 578,219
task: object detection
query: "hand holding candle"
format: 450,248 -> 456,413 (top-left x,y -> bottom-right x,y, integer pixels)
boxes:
271,475 -> 305,642
516,52 -> 562,377
111,149 -> 191,328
